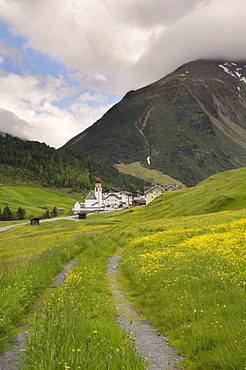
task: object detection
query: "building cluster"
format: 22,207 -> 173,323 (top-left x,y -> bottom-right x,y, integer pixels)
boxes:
144,184 -> 182,205
72,177 -> 182,214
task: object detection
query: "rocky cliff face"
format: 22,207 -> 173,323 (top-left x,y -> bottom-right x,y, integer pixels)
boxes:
64,60 -> 246,186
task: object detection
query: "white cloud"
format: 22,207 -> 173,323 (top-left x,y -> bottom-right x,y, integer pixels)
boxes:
0,109 -> 32,139
0,0 -> 246,146
2,0 -> 244,93
120,0 -> 246,90
0,0 -> 179,89
0,71 -> 112,147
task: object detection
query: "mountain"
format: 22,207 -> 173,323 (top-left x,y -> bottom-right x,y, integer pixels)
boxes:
0,134 -> 149,191
63,59 -> 246,187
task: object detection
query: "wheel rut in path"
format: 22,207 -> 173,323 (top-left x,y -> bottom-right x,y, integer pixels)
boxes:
0,257 -> 78,370
106,253 -> 182,370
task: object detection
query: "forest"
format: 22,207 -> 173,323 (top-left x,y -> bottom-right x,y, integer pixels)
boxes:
0,134 -> 149,191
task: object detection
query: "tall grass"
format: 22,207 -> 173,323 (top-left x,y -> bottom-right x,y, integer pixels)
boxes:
118,210 -> 246,369
0,221 -> 88,351
22,231 -> 145,369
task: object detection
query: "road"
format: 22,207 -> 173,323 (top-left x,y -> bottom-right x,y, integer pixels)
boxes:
0,216 -> 78,233
0,208 -> 120,233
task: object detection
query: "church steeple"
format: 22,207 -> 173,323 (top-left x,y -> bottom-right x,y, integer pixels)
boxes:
94,176 -> 102,207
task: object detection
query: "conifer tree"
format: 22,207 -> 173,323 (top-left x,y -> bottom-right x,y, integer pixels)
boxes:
51,206 -> 58,218
16,207 -> 26,220
3,206 -> 13,221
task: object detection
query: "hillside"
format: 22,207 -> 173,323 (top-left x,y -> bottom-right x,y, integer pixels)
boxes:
64,59 -> 246,187
0,134 -> 149,192
0,163 -> 40,186
0,185 -> 77,218
120,165 -> 246,221
115,161 -> 185,187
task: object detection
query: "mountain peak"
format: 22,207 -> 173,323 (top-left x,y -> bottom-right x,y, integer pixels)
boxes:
64,59 -> 246,186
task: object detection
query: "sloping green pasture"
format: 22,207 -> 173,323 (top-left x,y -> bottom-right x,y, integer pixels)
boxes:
118,166 -> 246,222
0,185 -> 76,217
115,161 -> 185,187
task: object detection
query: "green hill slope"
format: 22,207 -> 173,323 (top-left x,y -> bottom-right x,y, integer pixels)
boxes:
0,185 -> 76,218
118,166 -> 246,221
115,162 -> 185,187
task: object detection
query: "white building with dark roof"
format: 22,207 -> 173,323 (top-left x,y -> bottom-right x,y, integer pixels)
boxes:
103,188 -> 132,208
72,177 -> 139,214
72,177 -> 106,213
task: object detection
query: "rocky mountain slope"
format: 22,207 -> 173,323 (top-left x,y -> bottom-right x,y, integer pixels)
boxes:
64,60 -> 246,186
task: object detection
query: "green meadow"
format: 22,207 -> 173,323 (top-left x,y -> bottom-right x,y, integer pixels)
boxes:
127,166 -> 246,220
0,166 -> 246,369
115,161 -> 185,187
0,185 -> 77,218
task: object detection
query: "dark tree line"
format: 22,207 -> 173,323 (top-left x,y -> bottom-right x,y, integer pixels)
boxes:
0,206 -> 58,221
0,134 -> 149,191
42,206 -> 58,219
0,206 -> 26,221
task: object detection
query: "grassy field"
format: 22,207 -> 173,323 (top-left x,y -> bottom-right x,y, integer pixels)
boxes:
0,167 -> 246,369
117,210 -> 246,369
115,161 -> 185,187
125,165 -> 246,220
0,185 -> 78,218
0,220 -> 145,369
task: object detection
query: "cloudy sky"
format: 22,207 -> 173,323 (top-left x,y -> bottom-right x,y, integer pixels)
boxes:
0,0 -> 246,148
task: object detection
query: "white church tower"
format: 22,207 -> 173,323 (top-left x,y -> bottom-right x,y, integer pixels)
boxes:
94,177 -> 102,208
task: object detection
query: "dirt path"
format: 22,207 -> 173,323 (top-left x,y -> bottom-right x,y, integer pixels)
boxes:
0,258 -> 78,370
106,253 -> 182,370
1,252 -> 182,370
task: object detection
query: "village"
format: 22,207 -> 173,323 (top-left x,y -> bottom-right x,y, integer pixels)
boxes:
72,176 -> 182,214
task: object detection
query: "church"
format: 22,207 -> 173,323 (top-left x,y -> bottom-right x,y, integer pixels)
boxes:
72,176 -> 138,213
72,177 -> 106,213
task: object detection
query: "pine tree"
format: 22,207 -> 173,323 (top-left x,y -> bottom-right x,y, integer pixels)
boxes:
3,206 -> 13,221
16,207 -> 26,220
51,206 -> 57,218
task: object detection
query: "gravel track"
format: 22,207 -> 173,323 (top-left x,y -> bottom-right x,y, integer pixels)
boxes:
106,253 -> 182,370
1,252 -> 182,370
